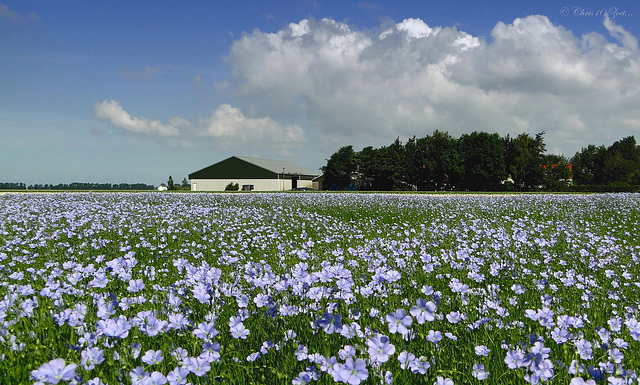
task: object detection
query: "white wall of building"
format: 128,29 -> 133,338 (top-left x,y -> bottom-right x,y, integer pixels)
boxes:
191,178 -> 314,191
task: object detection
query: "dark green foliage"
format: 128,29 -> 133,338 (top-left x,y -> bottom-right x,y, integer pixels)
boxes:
571,144 -> 606,185
22,182 -> 155,190
405,131 -> 462,191
168,175 -> 175,190
540,154 -> 573,190
225,182 -> 240,191
322,131 -> 640,191
571,136 -> 640,186
321,145 -> 359,190
504,132 -> 546,190
459,132 -> 507,191
602,136 -> 639,184
0,182 -> 27,190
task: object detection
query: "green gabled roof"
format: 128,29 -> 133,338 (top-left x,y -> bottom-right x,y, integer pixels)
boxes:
189,156 -> 321,180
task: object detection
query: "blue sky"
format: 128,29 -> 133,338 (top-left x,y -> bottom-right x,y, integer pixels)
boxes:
1,0 -> 639,185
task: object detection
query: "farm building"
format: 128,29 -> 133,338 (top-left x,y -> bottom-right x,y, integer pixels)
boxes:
189,156 -> 322,191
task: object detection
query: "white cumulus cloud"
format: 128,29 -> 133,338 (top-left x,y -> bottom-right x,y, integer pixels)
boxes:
93,100 -> 306,152
200,104 -> 306,145
94,100 -> 181,137
225,16 -> 640,157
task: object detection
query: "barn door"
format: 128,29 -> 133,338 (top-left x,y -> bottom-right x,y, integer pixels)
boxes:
292,177 -> 298,189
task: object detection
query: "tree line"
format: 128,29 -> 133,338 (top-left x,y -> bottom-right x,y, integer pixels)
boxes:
0,182 -> 156,190
321,131 -> 640,192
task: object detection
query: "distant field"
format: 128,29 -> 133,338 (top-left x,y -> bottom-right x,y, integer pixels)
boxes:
1,192 -> 639,384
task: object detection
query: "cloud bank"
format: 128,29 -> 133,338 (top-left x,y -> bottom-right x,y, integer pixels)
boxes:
94,101 -> 306,151
94,100 -> 182,137
225,16 -> 640,155
199,104 -> 306,145
94,15 -> 640,158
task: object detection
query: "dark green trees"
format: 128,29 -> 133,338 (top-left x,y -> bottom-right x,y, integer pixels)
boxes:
406,131 -> 462,191
322,132 -> 640,191
459,132 -> 507,191
321,145 -> 359,190
572,136 -> 639,186
602,136 -> 639,184
504,132 -> 547,190
572,144 -> 606,185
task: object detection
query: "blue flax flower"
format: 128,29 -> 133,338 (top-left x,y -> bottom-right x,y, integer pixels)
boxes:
141,350 -> 163,365
81,347 -> 105,370
366,335 -> 395,363
230,322 -> 250,339
474,345 -> 490,357
187,356 -> 211,376
410,298 -> 436,324
317,312 -> 342,334
398,351 -> 416,370
143,372 -> 167,385
472,363 -> 489,380
569,379 -> 596,385
130,367 -> 149,385
332,357 -> 368,385
167,367 -> 189,385
386,309 -> 412,335
31,359 -> 77,385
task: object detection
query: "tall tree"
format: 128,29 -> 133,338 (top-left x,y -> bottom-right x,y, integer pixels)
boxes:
504,132 -> 546,190
571,144 -> 606,185
321,145 -> 358,190
603,136 -> 638,184
358,144 -> 402,191
424,130 -> 463,190
540,154 -> 572,190
459,132 -> 507,191
167,176 -> 174,190
356,146 -> 378,190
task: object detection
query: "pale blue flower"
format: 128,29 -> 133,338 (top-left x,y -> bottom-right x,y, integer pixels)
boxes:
333,357 -> 368,385
398,351 -> 416,370
194,320 -> 218,341
446,311 -> 462,324
141,350 -> 163,365
293,372 -> 312,384
317,312 -> 342,334
386,309 -> 412,335
410,356 -> 430,375
434,376 -> 454,385
230,322 -> 250,339
87,378 -> 106,385
166,367 -> 189,385
143,372 -> 167,385
127,278 -> 145,293
129,367 -> 149,385
570,378 -> 596,385
32,359 -> 77,385
472,363 -> 489,380
474,345 -> 490,356
366,335 -> 395,363
81,347 -> 105,370
504,349 -> 525,369
187,356 -> 210,376
339,345 -> 357,360
409,298 -> 436,324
